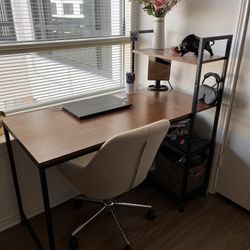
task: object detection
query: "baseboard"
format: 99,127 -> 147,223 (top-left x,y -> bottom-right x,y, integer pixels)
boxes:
0,188 -> 77,232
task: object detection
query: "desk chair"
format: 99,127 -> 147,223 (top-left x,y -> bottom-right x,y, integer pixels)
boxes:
58,119 -> 170,250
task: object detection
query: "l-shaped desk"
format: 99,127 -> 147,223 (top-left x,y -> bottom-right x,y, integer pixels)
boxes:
2,89 -> 212,249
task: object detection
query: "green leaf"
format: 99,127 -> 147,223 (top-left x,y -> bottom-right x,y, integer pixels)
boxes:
147,9 -> 153,15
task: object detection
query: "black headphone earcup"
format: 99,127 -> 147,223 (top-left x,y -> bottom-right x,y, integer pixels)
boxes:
204,88 -> 217,104
198,85 -> 207,100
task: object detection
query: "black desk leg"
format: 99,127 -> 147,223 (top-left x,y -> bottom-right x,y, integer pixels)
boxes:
4,127 -> 45,249
39,168 -> 56,250
4,127 -> 26,224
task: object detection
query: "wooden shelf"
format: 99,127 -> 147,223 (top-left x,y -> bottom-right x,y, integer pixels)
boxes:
139,88 -> 216,113
133,48 -> 226,65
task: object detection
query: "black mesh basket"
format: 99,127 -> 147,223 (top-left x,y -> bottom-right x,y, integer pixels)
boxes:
154,147 -> 206,198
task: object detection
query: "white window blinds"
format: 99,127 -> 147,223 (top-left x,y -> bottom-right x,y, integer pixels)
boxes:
0,0 -> 132,113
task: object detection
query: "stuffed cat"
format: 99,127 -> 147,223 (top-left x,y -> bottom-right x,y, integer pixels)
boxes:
173,34 -> 214,57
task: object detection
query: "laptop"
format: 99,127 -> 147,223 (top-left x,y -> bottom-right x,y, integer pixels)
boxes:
63,95 -> 132,119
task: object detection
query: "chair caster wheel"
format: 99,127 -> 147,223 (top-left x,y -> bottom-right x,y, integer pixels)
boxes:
124,244 -> 132,250
146,208 -> 156,221
69,236 -> 78,250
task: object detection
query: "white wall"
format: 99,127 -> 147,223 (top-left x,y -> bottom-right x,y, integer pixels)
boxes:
0,141 -> 77,231
216,17 -> 250,210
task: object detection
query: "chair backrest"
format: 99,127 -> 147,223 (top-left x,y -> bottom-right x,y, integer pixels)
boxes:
73,119 -> 170,200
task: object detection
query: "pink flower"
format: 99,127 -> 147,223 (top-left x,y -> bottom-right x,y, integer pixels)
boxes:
150,0 -> 169,11
130,0 -> 181,17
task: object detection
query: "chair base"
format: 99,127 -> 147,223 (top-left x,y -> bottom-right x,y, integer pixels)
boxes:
69,196 -> 155,250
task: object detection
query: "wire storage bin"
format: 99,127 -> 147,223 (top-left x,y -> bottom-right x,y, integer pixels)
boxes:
154,146 -> 207,198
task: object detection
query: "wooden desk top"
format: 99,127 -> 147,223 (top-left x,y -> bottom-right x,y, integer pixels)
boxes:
2,89 -> 210,168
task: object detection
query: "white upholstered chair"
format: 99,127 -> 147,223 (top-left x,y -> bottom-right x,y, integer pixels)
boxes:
58,119 -> 170,250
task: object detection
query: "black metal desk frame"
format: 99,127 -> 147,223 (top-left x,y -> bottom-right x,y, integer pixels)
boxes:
4,127 -> 56,250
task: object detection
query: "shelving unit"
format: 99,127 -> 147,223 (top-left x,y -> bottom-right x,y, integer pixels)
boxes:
133,34 -> 233,211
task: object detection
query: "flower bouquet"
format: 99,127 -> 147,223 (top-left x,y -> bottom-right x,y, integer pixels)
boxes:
130,0 -> 181,17
130,0 -> 181,49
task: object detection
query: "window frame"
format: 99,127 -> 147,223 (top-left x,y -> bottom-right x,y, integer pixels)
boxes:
51,2 -> 57,15
63,3 -> 74,15
0,0 -> 16,42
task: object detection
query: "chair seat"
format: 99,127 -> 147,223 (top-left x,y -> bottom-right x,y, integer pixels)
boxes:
57,152 -> 98,195
58,151 -> 97,169
71,152 -> 97,167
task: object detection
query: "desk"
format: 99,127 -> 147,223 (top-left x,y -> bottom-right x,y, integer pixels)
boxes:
2,89 -> 211,250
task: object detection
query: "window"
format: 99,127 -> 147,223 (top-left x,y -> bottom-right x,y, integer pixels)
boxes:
0,0 -> 16,42
51,3 -> 57,15
0,0 -> 132,113
80,4 -> 83,15
63,3 -> 74,15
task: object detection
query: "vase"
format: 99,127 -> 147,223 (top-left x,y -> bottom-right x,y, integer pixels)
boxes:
152,17 -> 165,50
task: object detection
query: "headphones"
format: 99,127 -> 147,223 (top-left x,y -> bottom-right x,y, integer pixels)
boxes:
198,72 -> 222,104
